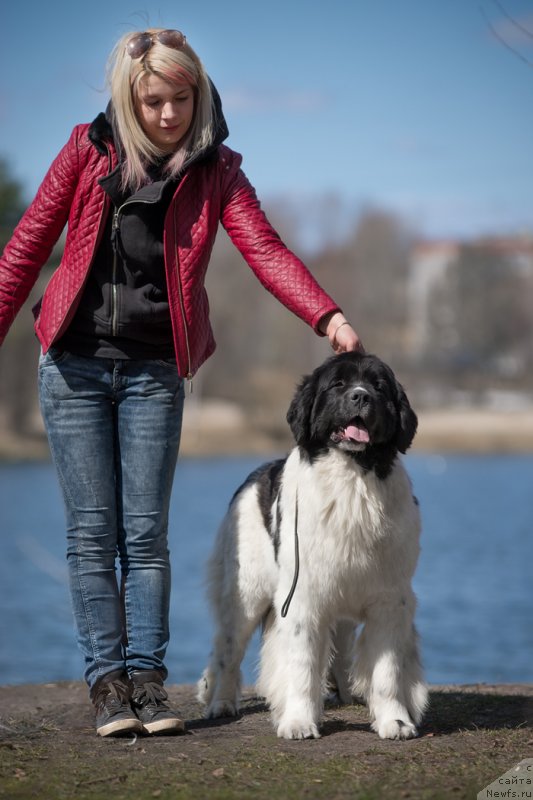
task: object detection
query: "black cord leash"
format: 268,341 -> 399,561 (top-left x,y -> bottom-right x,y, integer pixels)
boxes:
281,491 -> 300,618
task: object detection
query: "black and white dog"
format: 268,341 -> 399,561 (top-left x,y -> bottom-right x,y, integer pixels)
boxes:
197,352 -> 427,740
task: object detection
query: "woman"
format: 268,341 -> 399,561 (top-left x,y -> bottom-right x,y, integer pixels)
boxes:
0,28 -> 363,737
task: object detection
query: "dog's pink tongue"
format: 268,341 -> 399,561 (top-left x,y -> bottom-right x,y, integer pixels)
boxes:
344,424 -> 370,443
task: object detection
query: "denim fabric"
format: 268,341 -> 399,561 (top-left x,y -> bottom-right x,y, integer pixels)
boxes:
38,349 -> 184,689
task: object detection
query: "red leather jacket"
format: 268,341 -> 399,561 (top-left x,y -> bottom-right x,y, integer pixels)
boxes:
0,123 -> 340,378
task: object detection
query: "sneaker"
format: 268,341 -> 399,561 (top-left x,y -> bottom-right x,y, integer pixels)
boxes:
92,671 -> 143,737
131,670 -> 185,734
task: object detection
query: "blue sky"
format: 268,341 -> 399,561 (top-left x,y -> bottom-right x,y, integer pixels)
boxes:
1,0 -> 532,243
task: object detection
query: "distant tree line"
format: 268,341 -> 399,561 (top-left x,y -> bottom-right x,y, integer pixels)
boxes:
425,244 -> 533,378
1,157 -> 532,447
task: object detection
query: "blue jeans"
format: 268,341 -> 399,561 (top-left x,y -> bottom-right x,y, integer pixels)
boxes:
38,349 -> 184,690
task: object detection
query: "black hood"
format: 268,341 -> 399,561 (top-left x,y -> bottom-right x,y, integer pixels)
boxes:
88,78 -> 229,164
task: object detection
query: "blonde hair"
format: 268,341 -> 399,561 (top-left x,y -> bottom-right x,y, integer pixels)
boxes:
107,29 -> 215,189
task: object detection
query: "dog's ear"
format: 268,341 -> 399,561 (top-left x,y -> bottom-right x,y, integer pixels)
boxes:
394,380 -> 418,453
286,373 -> 317,446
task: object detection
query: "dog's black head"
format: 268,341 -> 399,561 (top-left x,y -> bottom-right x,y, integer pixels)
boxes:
286,352 -> 417,478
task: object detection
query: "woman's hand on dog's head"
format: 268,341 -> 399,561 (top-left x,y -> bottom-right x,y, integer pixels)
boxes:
319,312 -> 365,355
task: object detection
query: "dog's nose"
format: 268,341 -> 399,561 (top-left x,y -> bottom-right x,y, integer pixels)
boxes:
350,386 -> 370,409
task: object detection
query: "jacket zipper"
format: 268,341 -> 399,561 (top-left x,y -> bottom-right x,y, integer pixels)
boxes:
172,201 -> 193,390
111,209 -> 120,337
112,196 -> 191,386
110,198 -> 153,340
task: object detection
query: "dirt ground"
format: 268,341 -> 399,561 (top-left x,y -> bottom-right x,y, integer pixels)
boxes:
0,682 -> 532,800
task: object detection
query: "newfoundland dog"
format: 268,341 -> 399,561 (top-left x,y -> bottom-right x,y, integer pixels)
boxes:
197,352 -> 427,740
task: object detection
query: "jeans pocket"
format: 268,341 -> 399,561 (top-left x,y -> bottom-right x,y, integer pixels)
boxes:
39,346 -> 70,369
154,358 -> 178,370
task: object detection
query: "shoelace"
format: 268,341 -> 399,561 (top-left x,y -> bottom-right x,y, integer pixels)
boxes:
132,681 -> 168,707
95,680 -> 131,709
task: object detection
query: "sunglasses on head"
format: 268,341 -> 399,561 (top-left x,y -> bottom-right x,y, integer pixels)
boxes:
126,29 -> 187,60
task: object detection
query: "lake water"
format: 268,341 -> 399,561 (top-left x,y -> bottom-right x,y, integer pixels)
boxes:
0,454 -> 532,688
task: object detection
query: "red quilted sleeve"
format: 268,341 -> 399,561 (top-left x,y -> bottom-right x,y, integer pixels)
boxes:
219,154 -> 340,333
0,126 -> 83,345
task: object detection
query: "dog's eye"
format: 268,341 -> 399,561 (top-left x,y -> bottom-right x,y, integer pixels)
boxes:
329,380 -> 345,390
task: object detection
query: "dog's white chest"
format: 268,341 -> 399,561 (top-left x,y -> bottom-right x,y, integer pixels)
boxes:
277,450 -> 420,610
288,450 -> 393,542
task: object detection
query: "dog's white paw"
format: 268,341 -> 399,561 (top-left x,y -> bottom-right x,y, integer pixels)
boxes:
205,699 -> 239,719
276,717 -> 321,740
196,670 -> 211,704
375,718 -> 418,740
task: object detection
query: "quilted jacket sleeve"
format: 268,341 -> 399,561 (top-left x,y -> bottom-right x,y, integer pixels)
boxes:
0,127 -> 82,345
219,152 -> 340,333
